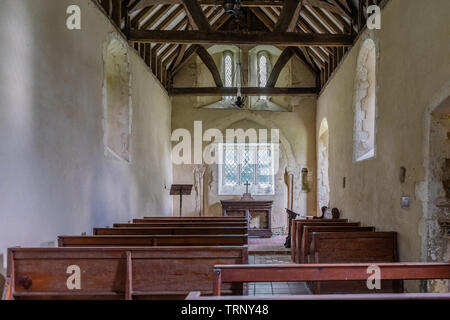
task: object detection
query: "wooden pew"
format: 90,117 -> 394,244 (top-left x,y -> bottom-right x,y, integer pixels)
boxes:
94,226 -> 248,236
134,218 -> 246,223
211,263 -> 450,296
300,226 -> 376,263
114,222 -> 248,228
309,232 -> 399,294
3,246 -> 248,300
141,217 -> 247,221
186,291 -> 450,300
290,218 -> 348,250
58,234 -> 248,247
291,220 -> 357,262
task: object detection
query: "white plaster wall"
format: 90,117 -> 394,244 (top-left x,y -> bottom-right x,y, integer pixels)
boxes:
316,0 -> 450,282
0,0 -> 173,281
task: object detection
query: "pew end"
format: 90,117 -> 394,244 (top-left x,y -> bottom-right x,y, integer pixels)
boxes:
186,291 -> 450,300
211,263 -> 450,296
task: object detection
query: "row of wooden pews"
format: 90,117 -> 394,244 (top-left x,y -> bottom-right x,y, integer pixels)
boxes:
2,216 -> 249,300
187,262 -> 450,299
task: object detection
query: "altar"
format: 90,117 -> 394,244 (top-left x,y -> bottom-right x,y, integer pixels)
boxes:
220,200 -> 273,238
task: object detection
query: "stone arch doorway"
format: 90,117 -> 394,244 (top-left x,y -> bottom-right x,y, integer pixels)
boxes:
421,82 -> 449,292
318,118 -> 330,212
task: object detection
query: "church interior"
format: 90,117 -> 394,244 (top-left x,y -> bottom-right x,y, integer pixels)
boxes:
0,0 -> 449,301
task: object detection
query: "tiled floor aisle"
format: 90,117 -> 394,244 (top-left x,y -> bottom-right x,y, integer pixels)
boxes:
248,254 -> 311,296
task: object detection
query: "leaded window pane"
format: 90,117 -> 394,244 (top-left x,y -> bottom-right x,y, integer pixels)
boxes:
257,148 -> 271,185
240,148 -> 255,185
258,53 -> 268,100
224,147 -> 238,185
259,55 -> 268,87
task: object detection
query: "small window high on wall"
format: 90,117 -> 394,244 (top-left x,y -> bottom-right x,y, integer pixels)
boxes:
257,51 -> 270,100
353,39 -> 376,162
218,143 -> 275,195
104,39 -> 131,162
223,51 -> 234,100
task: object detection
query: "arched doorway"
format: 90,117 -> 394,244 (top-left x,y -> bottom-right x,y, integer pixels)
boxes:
318,118 -> 330,212
424,94 -> 450,292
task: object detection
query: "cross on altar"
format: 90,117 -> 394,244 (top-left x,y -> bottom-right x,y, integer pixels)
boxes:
241,181 -> 254,201
244,181 -> 251,193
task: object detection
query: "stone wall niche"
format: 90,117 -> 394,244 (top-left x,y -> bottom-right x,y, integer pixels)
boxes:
352,38 -> 377,162
103,38 -> 132,162
318,118 -> 330,211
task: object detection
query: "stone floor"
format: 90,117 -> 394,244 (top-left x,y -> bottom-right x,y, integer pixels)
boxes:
247,254 -> 311,296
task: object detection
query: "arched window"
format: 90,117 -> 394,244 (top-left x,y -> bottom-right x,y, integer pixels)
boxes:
257,51 -> 270,100
353,39 -> 376,162
104,39 -> 131,162
223,51 -> 234,100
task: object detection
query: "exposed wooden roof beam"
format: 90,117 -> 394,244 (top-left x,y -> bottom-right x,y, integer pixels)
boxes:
141,5 -> 172,29
182,0 -> 212,31
131,0 -> 350,17
250,7 -> 275,31
195,45 -> 223,87
259,5 -> 325,72
266,47 -> 295,87
169,87 -> 319,96
131,6 -> 154,27
129,30 -> 354,46
307,6 -> 342,34
155,4 -> 184,30
274,0 -> 304,32
291,47 -> 320,73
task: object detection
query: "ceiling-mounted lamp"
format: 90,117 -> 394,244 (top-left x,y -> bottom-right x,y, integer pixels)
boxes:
234,47 -> 246,109
222,0 -> 242,17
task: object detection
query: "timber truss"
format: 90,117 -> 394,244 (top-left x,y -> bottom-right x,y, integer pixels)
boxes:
95,0 -> 388,97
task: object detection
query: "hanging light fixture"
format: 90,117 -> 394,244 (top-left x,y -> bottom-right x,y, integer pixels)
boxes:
222,0 -> 242,18
234,47 -> 246,109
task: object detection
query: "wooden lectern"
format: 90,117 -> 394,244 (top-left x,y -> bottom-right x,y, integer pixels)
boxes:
170,184 -> 193,217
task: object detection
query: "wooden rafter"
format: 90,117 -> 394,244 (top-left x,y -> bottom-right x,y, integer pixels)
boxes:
274,0 -> 304,32
182,0 -> 212,30
102,0 -> 371,90
129,30 -> 354,46
169,87 -> 319,96
266,47 -> 295,87
195,46 -> 223,87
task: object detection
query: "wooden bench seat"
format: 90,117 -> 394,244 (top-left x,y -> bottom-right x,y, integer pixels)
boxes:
58,234 -> 248,247
291,220 -> 358,262
300,226 -> 376,263
290,219 -> 348,253
211,263 -> 450,296
141,217 -> 247,221
186,291 -> 450,300
3,246 -> 248,300
134,218 -> 246,223
94,227 -> 248,236
114,222 -> 248,228
309,231 -> 399,294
